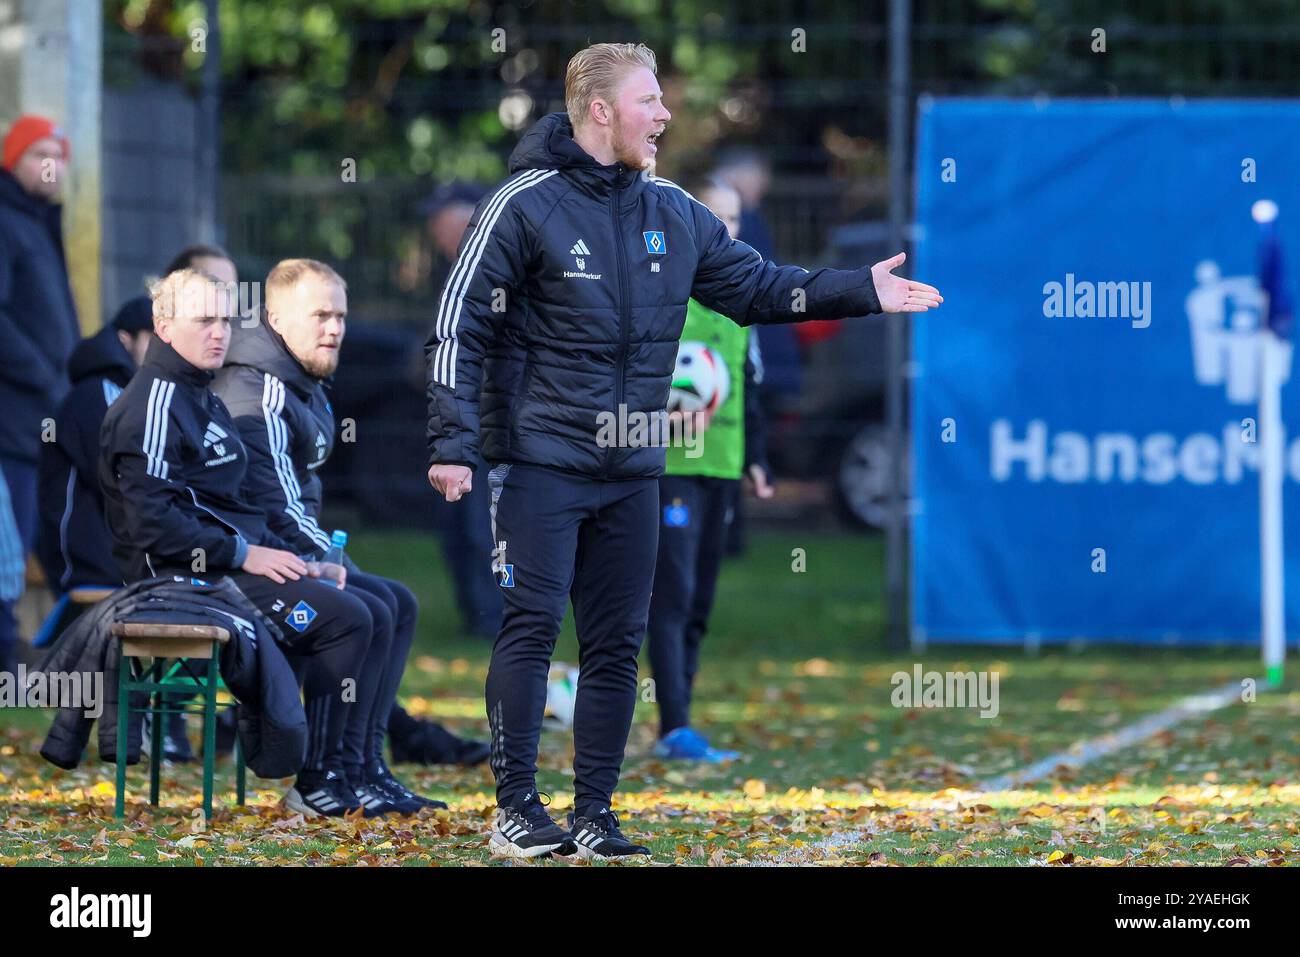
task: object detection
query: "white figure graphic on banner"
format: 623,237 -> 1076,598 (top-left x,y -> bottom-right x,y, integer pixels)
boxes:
1186,260 -> 1290,404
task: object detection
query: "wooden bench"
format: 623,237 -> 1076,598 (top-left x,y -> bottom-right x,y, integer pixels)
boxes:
112,622 -> 246,820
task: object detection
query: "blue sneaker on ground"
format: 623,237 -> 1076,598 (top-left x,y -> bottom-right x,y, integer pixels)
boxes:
654,727 -> 740,763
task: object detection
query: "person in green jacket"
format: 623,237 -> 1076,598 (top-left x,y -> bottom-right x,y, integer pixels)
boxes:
648,177 -> 775,762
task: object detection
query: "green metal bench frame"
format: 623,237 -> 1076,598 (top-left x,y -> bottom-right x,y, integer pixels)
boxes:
112,622 -> 247,820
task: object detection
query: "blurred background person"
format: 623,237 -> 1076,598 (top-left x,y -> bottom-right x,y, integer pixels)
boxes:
164,243 -> 239,288
0,115 -> 79,673
712,147 -> 795,556
418,181 -> 502,640
36,295 -> 154,596
712,146 -> 801,398
421,182 -> 484,292
647,177 -> 775,763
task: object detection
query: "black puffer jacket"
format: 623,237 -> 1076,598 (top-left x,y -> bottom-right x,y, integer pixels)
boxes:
36,325 -> 137,591
0,169 -> 81,463
425,112 -> 883,479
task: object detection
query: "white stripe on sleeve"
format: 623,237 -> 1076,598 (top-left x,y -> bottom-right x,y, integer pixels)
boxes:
262,373 -> 331,551
431,169 -> 558,390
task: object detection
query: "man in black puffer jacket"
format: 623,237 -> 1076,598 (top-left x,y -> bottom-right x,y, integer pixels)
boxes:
424,42 -> 943,859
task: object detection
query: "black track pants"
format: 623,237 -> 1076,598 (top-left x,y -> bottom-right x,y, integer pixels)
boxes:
484,463 -> 658,818
230,571 -> 373,774
646,474 -> 734,736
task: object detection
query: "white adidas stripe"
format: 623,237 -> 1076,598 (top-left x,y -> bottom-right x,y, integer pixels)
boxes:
56,470 -> 76,589
143,379 -> 162,477
649,175 -> 688,196
431,169 -> 558,389
262,374 -> 331,551
434,168 -> 549,350
144,378 -> 176,479
152,380 -> 173,478
432,168 -> 550,387
157,381 -> 175,479
270,377 -> 330,549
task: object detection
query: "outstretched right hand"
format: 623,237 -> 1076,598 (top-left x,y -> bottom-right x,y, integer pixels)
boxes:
242,544 -> 308,584
428,463 -> 473,503
871,252 -> 944,313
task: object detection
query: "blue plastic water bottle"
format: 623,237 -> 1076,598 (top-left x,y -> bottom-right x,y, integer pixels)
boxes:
324,529 -> 348,565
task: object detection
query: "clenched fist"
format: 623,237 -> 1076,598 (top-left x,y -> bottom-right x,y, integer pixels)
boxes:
428,463 -> 473,503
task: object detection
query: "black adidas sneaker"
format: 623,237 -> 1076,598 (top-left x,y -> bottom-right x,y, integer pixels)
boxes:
367,760 -> 448,811
489,791 -> 577,859
351,777 -> 416,817
285,770 -> 363,818
568,809 -> 651,860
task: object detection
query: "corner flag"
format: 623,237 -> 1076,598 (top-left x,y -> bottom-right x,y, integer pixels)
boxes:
1255,199 -> 1292,686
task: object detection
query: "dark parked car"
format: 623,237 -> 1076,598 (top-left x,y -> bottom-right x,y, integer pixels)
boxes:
760,221 -> 909,529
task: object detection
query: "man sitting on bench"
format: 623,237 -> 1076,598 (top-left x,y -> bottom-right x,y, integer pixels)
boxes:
213,259 -> 486,804
32,295 -> 207,760
99,267 -> 404,817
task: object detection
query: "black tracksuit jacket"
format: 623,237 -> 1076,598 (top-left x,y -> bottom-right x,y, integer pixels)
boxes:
36,575 -> 307,778
211,317 -> 336,558
424,111 -> 882,479
99,336 -> 294,582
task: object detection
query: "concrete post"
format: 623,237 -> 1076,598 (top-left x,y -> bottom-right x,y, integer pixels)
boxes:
0,0 -> 103,332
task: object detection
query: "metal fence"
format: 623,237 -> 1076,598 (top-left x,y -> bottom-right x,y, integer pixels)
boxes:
215,1 -> 1300,315
94,0 -> 1298,528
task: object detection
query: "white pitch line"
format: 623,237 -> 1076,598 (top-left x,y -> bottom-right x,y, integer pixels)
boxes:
976,677 -> 1252,793
761,676 -> 1261,863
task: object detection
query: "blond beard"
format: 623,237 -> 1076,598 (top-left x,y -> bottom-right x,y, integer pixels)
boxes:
611,112 -> 655,177
613,144 -> 654,178
299,350 -> 339,379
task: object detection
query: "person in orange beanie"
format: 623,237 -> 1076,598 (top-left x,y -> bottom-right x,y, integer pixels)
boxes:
0,114 -> 79,673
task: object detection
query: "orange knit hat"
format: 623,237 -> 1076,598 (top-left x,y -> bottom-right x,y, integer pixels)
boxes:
2,115 -> 70,171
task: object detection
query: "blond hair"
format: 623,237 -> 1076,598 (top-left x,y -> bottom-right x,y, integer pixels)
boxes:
149,267 -> 228,325
266,258 -> 347,299
565,43 -> 658,127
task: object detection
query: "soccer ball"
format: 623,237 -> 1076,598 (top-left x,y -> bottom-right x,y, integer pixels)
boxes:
544,663 -> 579,730
668,341 -> 730,415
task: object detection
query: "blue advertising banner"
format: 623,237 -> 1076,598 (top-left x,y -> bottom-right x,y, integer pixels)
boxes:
911,99 -> 1300,644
